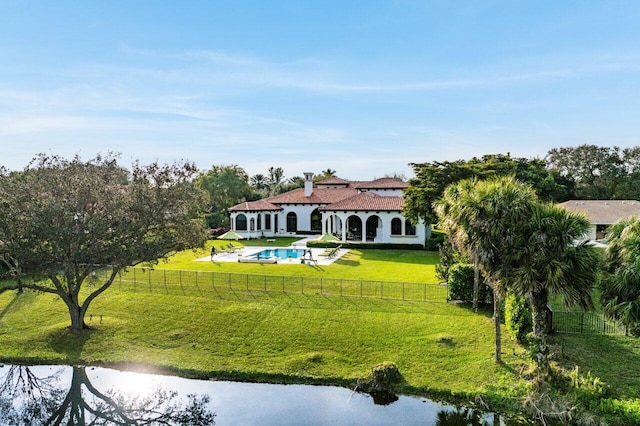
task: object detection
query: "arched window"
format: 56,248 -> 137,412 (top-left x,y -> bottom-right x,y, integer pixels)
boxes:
236,214 -> 247,231
265,213 -> 271,230
405,220 -> 416,236
391,218 -> 402,235
257,215 -> 262,230
286,212 -> 297,233
310,208 -> 322,232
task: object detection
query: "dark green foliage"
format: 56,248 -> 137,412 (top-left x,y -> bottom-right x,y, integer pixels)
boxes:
196,164 -> 254,228
404,153 -> 572,224
447,263 -> 491,303
358,362 -> 402,392
0,154 -> 208,331
505,293 -> 532,343
424,230 -> 445,251
306,241 -> 424,250
546,144 -> 640,199
600,216 -> 640,336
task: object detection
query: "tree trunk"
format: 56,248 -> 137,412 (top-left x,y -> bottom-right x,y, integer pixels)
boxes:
530,289 -> 549,338
493,289 -> 502,363
64,297 -> 87,332
472,254 -> 480,310
530,289 -> 550,380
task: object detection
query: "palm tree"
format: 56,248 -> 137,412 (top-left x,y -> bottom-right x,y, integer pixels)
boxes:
266,166 -> 285,196
511,202 -> 598,376
436,176 -> 538,362
600,216 -> 640,336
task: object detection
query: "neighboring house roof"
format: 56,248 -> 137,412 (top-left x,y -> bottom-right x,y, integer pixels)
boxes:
355,177 -> 408,190
559,200 -> 640,224
320,192 -> 404,211
228,200 -> 283,212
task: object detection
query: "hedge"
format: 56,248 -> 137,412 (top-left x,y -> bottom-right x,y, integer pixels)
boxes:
447,263 -> 492,303
306,241 -> 425,250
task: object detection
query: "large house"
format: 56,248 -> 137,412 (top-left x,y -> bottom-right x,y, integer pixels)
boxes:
228,173 -> 428,246
559,200 -> 640,240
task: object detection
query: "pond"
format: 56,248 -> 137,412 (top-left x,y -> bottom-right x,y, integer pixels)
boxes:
0,364 -> 527,425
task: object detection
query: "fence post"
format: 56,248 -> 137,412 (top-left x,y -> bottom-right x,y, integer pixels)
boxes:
381,282 -> 384,299
423,283 -> 426,302
402,282 -> 405,300
282,276 -> 285,292
320,278 -> 323,295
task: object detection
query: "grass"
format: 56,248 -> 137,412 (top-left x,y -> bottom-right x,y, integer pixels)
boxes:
0,285 -> 527,401
2,244 -> 639,422
159,240 -> 440,283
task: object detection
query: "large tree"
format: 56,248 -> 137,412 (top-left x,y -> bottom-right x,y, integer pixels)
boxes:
0,154 -> 208,331
435,176 -> 539,362
600,215 -> 640,336
512,203 -> 598,377
546,144 -> 640,199
196,165 -> 254,228
405,153 -> 571,225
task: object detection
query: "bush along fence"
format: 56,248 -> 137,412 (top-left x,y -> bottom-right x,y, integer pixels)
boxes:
99,267 -> 448,302
549,308 -> 626,336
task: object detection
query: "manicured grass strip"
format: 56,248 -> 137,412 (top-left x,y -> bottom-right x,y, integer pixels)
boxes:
111,267 -> 448,302
159,245 -> 440,284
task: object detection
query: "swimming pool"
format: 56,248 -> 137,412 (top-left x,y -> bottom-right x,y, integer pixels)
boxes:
247,248 -> 306,260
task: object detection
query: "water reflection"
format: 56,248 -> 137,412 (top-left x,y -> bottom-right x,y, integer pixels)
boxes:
0,365 -> 216,425
0,365 -> 521,425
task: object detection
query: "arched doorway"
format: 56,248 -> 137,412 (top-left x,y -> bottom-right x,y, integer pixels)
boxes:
346,215 -> 362,241
366,215 -> 381,242
310,208 -> 322,233
286,212 -> 297,233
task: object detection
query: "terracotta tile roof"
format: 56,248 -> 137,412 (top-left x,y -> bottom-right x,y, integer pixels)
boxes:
265,187 -> 358,204
355,177 -> 408,189
316,177 -> 351,186
559,200 -> 640,224
320,192 -> 404,211
228,199 -> 283,212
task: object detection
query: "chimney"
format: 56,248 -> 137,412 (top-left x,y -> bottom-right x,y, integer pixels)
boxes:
304,172 -> 314,197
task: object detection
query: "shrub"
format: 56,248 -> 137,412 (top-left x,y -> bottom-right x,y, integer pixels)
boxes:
505,293 -> 532,343
424,230 -> 445,251
447,263 -> 491,303
306,241 -> 424,250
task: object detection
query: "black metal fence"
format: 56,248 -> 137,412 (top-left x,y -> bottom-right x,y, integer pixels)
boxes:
101,267 -> 447,302
550,309 -> 625,335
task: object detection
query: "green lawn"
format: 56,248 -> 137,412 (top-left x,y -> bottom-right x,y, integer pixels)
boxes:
2,244 -> 639,423
0,286 -> 526,400
159,241 -> 440,284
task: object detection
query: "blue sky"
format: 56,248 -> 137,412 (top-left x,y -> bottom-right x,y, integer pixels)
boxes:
1,1 -> 640,180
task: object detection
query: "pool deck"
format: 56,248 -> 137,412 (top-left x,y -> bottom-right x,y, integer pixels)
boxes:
197,245 -> 348,266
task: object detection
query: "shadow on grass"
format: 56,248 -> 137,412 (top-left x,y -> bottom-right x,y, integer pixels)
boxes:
357,250 -> 440,266
46,326 -> 96,361
0,289 -> 37,320
552,333 -> 640,398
